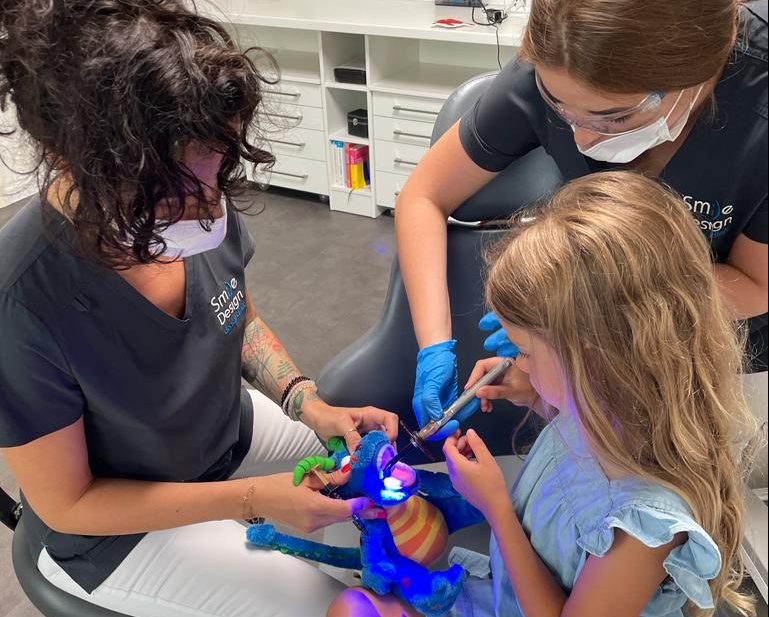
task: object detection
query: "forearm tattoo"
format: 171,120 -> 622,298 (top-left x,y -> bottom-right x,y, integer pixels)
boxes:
289,386 -> 321,422
241,316 -> 300,404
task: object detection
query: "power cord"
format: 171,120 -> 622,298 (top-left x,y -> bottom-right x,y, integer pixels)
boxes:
471,1 -> 508,70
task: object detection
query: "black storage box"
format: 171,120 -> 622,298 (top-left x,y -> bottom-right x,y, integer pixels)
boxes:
347,108 -> 369,139
334,61 -> 366,85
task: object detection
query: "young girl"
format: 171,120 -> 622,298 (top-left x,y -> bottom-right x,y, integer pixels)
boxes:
328,171 -> 759,617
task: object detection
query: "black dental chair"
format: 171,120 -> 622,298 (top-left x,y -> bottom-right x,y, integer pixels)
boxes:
317,72 -> 563,461
0,498 -> 131,617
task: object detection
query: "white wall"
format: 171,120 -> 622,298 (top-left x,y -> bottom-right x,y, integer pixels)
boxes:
0,103 -> 37,208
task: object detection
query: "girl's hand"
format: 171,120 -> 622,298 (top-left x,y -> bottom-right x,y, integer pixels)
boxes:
301,396 -> 399,451
450,429 -> 474,458
465,357 -> 536,412
255,470 -> 385,534
443,429 -> 509,517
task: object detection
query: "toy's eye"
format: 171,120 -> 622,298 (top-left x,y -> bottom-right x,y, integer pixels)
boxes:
350,454 -> 358,464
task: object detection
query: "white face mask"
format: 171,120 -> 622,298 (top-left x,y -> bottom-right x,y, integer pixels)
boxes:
157,196 -> 228,258
577,85 -> 704,164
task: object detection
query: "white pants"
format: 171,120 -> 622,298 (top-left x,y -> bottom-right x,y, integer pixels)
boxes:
37,389 -> 346,617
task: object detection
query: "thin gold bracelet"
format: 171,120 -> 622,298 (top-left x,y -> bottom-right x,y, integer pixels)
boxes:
241,481 -> 256,521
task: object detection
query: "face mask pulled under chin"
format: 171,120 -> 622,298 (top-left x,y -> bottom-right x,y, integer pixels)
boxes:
577,86 -> 703,164
155,196 -> 228,258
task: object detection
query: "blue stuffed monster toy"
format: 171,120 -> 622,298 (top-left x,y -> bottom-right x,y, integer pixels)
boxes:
246,430 -> 485,616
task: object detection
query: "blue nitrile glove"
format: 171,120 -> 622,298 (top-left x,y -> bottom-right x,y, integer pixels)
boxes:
413,339 -> 481,441
479,311 -> 520,358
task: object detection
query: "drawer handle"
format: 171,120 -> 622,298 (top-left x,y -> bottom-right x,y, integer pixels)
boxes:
270,91 -> 301,98
268,138 -> 307,148
393,157 -> 419,167
265,112 -> 304,122
392,105 -> 439,116
393,129 -> 431,140
270,169 -> 309,180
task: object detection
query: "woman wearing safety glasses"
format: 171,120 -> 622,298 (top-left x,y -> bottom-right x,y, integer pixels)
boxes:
398,0 -> 768,455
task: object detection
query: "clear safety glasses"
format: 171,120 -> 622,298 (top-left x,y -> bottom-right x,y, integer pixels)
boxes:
534,71 -> 668,136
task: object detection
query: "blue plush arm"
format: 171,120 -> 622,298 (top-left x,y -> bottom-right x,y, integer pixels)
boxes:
246,524 -> 362,570
415,470 -> 486,533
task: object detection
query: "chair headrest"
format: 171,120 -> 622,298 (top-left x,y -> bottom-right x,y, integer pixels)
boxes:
430,72 -> 563,222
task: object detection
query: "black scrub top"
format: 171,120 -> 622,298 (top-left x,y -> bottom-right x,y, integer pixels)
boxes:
0,196 -> 256,591
459,1 -> 768,371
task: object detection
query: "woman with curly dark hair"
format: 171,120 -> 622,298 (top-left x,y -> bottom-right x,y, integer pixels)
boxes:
0,2 -> 397,615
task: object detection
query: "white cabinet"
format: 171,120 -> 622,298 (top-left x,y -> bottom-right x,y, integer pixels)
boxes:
252,70 -> 328,194
372,94 -> 435,210
373,116 -> 435,147
264,82 -> 323,108
262,99 -> 325,132
258,157 -> 329,196
0,103 -> 37,208
213,1 -> 523,217
372,93 -> 444,123
373,134 -> 430,176
374,171 -> 407,209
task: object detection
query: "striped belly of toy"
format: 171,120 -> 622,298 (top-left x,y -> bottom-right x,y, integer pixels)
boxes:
386,495 -> 449,566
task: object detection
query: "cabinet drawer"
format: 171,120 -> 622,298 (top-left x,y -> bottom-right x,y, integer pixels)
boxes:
373,93 -> 444,122
261,104 -> 324,132
252,156 -> 328,195
265,127 -> 326,162
375,171 -> 407,209
330,189 -> 378,218
374,116 -> 434,147
374,140 -> 429,175
264,81 -> 322,108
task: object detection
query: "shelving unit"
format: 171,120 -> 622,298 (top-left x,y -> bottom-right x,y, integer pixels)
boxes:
324,88 -> 368,137
263,49 -> 321,84
368,36 -> 516,99
212,0 -> 524,218
227,25 -> 322,84
328,129 -> 369,146
371,62 -> 490,98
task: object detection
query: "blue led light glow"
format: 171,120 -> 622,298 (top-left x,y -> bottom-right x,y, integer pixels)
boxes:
379,488 -> 407,503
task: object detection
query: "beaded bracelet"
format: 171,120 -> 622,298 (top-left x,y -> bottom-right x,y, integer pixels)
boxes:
281,377 -> 316,420
280,375 -> 312,410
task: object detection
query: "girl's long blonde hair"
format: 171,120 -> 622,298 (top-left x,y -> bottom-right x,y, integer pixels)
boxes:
486,171 -> 758,616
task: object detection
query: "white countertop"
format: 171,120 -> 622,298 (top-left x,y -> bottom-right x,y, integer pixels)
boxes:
204,0 -> 527,46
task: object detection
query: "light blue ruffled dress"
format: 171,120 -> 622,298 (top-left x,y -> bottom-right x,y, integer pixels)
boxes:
442,411 -> 722,617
